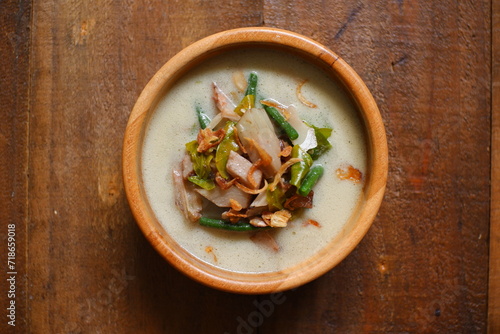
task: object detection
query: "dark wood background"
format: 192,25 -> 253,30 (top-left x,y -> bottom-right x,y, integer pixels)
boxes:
1,0 -> 497,333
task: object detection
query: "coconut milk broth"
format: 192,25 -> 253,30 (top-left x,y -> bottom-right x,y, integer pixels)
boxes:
142,48 -> 366,273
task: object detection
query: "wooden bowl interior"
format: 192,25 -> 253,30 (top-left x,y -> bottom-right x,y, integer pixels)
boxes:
123,27 -> 388,294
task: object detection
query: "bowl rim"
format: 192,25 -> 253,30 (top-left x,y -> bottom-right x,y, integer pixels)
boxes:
122,27 -> 388,294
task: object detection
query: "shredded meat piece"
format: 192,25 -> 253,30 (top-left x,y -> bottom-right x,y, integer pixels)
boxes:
215,173 -> 237,190
222,209 -> 248,223
247,159 -> 263,188
232,126 -> 247,154
284,191 -> 314,211
260,210 -> 292,227
296,80 -> 318,108
336,165 -> 363,183
303,219 -> 321,228
229,199 -> 243,211
197,128 -> 225,152
270,210 -> 292,227
235,179 -> 268,195
268,158 -> 302,191
261,211 -> 273,226
205,246 -> 218,263
279,145 -> 292,158
249,217 -> 267,227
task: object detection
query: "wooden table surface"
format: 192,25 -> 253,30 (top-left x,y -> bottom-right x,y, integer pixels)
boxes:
1,0 -> 497,333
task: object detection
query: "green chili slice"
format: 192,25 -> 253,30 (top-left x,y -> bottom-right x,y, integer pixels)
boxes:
187,176 -> 215,190
290,145 -> 313,187
298,165 -> 324,196
185,140 -> 213,180
215,121 -> 239,179
195,105 -> 211,129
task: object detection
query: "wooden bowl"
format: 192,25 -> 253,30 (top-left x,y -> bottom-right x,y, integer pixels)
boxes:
123,27 -> 388,294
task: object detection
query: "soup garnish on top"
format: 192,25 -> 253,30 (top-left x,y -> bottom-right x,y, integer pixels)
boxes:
172,72 -> 334,232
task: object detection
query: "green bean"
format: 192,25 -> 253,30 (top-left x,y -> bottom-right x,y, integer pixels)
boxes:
199,217 -> 269,232
234,72 -> 258,116
263,105 -> 299,140
196,105 -> 211,129
298,165 -> 324,196
245,72 -> 258,97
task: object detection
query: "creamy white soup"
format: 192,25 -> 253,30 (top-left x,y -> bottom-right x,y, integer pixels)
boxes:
142,48 -> 366,273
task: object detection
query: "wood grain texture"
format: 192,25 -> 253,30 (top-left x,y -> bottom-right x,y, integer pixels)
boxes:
28,0 -> 262,333
6,0 -> 492,332
0,0 -> 31,333
489,1 -> 500,332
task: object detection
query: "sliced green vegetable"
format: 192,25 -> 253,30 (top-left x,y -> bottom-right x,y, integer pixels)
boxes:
187,176 -> 215,190
266,184 -> 286,210
262,104 -> 299,140
305,123 -> 332,160
298,165 -> 324,196
215,121 -> 239,178
199,217 -> 268,231
290,145 -> 313,187
185,140 -> 213,179
316,127 -> 332,139
245,72 -> 258,96
234,95 -> 255,116
234,72 -> 258,116
195,105 -> 211,129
